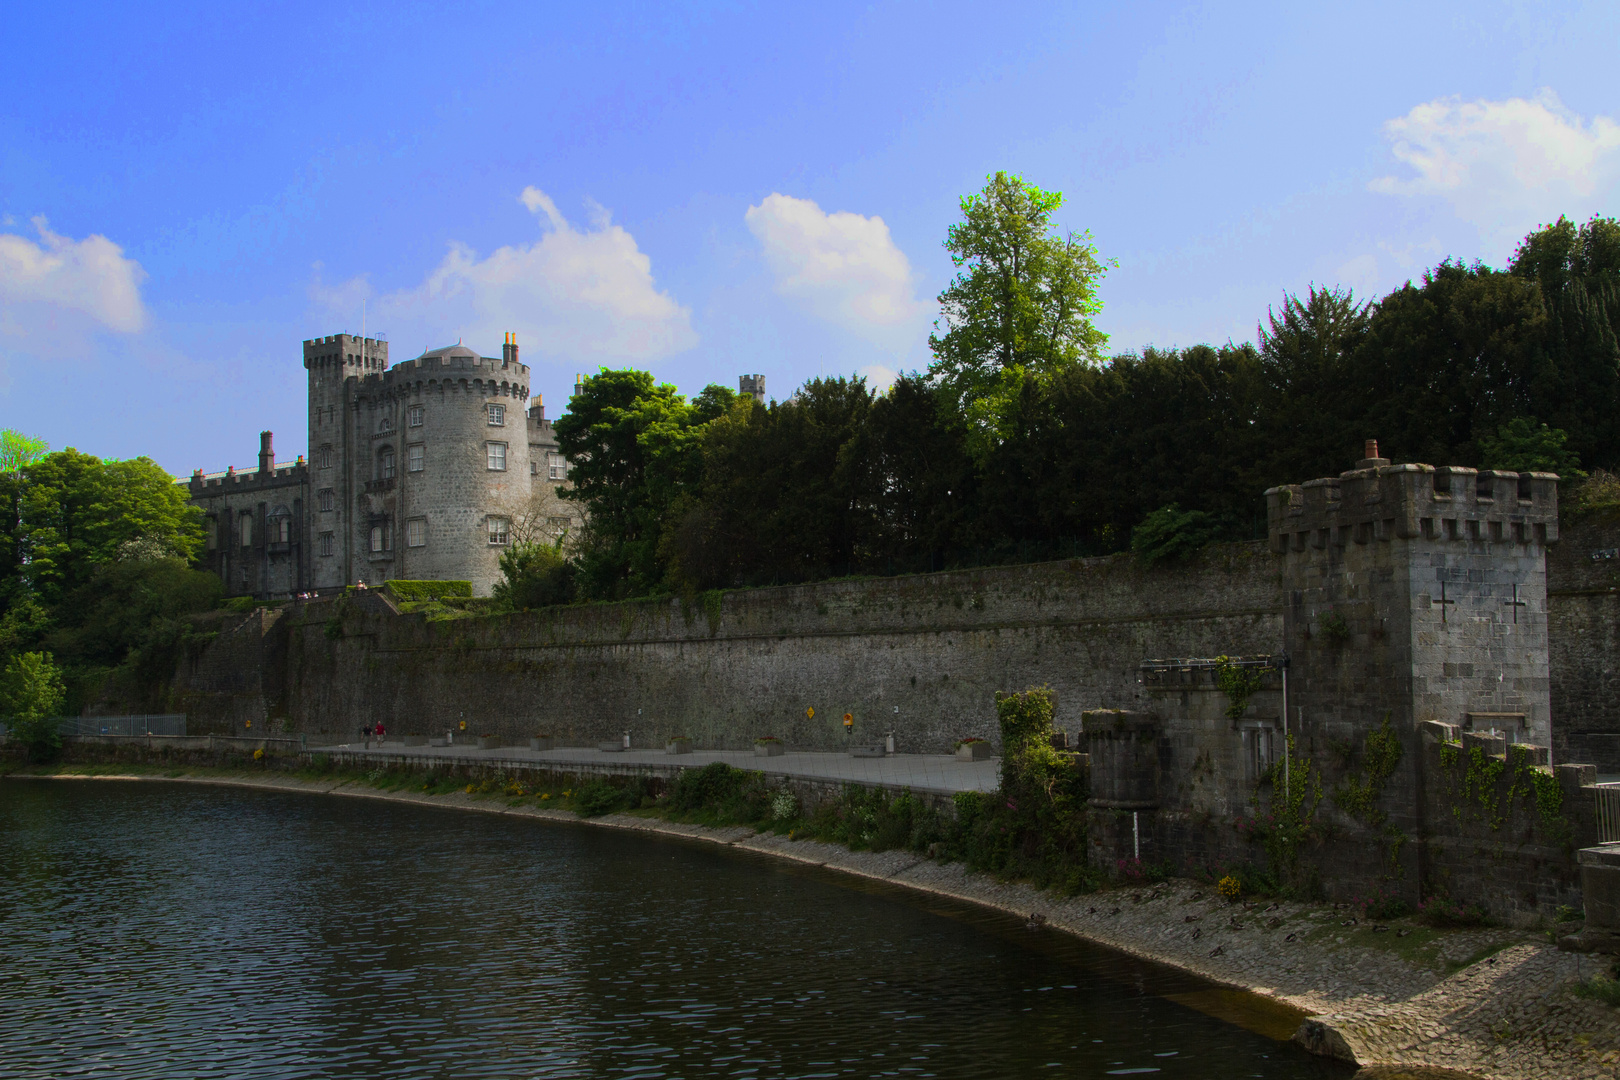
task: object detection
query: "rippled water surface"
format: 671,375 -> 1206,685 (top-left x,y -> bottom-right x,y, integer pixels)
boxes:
0,781 -> 1354,1078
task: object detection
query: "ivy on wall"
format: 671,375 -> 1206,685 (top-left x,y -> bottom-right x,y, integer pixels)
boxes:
1214,656 -> 1263,722
1440,739 -> 1570,846
1244,732 -> 1323,895
1332,713 -> 1408,874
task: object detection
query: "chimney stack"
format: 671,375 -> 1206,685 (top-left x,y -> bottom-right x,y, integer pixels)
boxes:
503,332 -> 519,366
259,431 -> 274,474
1355,438 -> 1390,471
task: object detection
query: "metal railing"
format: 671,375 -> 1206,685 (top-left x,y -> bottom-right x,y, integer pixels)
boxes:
1595,782 -> 1620,844
61,715 -> 187,737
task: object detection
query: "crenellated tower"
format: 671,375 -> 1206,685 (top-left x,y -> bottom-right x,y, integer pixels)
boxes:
304,334 -> 389,589
1265,440 -> 1561,891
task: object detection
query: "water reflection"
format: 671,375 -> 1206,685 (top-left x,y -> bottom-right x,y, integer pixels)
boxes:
0,782 -> 1354,1078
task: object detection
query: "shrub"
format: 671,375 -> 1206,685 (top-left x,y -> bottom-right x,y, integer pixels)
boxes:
573,778 -> 633,817
385,580 -> 473,602
666,761 -> 768,821
492,541 -> 574,610
1217,874 -> 1242,900
1417,896 -> 1489,928
1352,887 -> 1412,920
1131,504 -> 1222,565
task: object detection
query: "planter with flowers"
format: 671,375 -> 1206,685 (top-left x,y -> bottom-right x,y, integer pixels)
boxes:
954,737 -> 992,762
754,736 -> 786,757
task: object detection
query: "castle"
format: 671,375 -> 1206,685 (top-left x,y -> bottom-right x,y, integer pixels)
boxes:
189,335 -> 770,599
188,334 -> 579,598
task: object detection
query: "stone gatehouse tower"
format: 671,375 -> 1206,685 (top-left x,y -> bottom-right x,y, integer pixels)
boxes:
1093,440 -> 1564,896
188,333 -> 579,598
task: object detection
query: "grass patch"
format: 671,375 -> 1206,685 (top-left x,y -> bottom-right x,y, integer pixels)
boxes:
1573,974 -> 1620,1007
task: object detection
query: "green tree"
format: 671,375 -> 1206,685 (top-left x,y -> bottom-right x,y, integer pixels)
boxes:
660,377 -> 880,589
1253,286 -> 1373,486
18,450 -> 204,606
928,171 -> 1113,459
1478,418 -> 1584,478
1352,261 -> 1548,467
1,651 -> 65,759
0,430 -> 49,472
554,370 -> 732,598
1509,215 -> 1620,472
1130,504 -> 1222,564
492,540 -> 574,610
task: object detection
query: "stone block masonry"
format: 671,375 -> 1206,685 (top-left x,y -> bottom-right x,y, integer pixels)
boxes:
265,544 -> 1283,753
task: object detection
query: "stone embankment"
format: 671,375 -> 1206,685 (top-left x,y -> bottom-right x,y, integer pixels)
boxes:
13,769 -> 1620,1080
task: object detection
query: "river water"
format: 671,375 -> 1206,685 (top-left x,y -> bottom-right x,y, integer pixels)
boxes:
0,781 -> 1353,1079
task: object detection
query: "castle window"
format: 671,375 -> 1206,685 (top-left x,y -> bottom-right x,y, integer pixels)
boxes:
488,403 -> 506,426
406,518 -> 426,548
380,450 -> 396,480
318,444 -> 333,470
269,515 -> 291,544
318,488 -> 335,513
548,452 -> 568,480
408,405 -> 424,427
408,445 -> 424,473
205,518 -> 217,550
370,523 -> 392,553
530,460 -> 538,476
319,531 -> 334,557
486,442 -> 507,471
488,516 -> 510,545
379,415 -> 394,433
239,515 -> 253,548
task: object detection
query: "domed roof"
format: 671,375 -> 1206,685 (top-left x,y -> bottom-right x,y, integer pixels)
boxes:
413,342 -> 484,362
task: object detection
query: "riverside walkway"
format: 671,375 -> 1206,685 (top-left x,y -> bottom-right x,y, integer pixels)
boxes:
308,741 -> 1001,796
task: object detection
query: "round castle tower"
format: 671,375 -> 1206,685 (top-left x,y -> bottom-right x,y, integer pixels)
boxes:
304,333 -> 531,595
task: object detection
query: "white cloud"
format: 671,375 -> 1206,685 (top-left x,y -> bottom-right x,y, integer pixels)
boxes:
745,193 -> 924,344
323,188 -> 696,364
0,216 -> 148,343
1370,91 -> 1620,250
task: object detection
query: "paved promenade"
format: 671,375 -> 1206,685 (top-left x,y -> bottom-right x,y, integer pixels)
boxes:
308,741 -> 1000,795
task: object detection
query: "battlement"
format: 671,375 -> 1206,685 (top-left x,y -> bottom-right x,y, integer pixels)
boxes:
1265,444 -> 1559,554
303,333 -> 388,372
739,373 -> 766,401
188,460 -> 307,492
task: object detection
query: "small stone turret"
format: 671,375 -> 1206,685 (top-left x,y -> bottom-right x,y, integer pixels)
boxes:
739,373 -> 766,401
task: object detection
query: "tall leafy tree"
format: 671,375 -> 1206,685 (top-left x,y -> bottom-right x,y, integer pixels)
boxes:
17,450 -> 204,607
554,370 -> 733,598
1252,285 -> 1373,486
0,430 -> 50,472
928,171 -> 1112,460
1509,215 -> 1620,471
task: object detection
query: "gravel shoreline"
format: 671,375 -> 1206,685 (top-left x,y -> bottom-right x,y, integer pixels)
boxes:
14,769 -> 1620,1079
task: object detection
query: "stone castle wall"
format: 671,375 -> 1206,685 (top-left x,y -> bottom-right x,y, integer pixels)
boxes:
265,544 -> 1284,748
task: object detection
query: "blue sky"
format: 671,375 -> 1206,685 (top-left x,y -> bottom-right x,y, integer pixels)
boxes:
3,0 -> 1618,475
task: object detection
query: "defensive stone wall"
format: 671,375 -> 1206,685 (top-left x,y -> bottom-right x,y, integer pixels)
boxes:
270,544 -> 1283,750
1416,721 -> 1600,923
1546,513 -> 1620,770
171,609 -> 286,733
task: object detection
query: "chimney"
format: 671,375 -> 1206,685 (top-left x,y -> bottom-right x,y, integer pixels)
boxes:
574,372 -> 585,399
1356,438 -> 1390,471
258,431 -> 274,474
503,332 -> 519,366
529,394 -> 545,421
